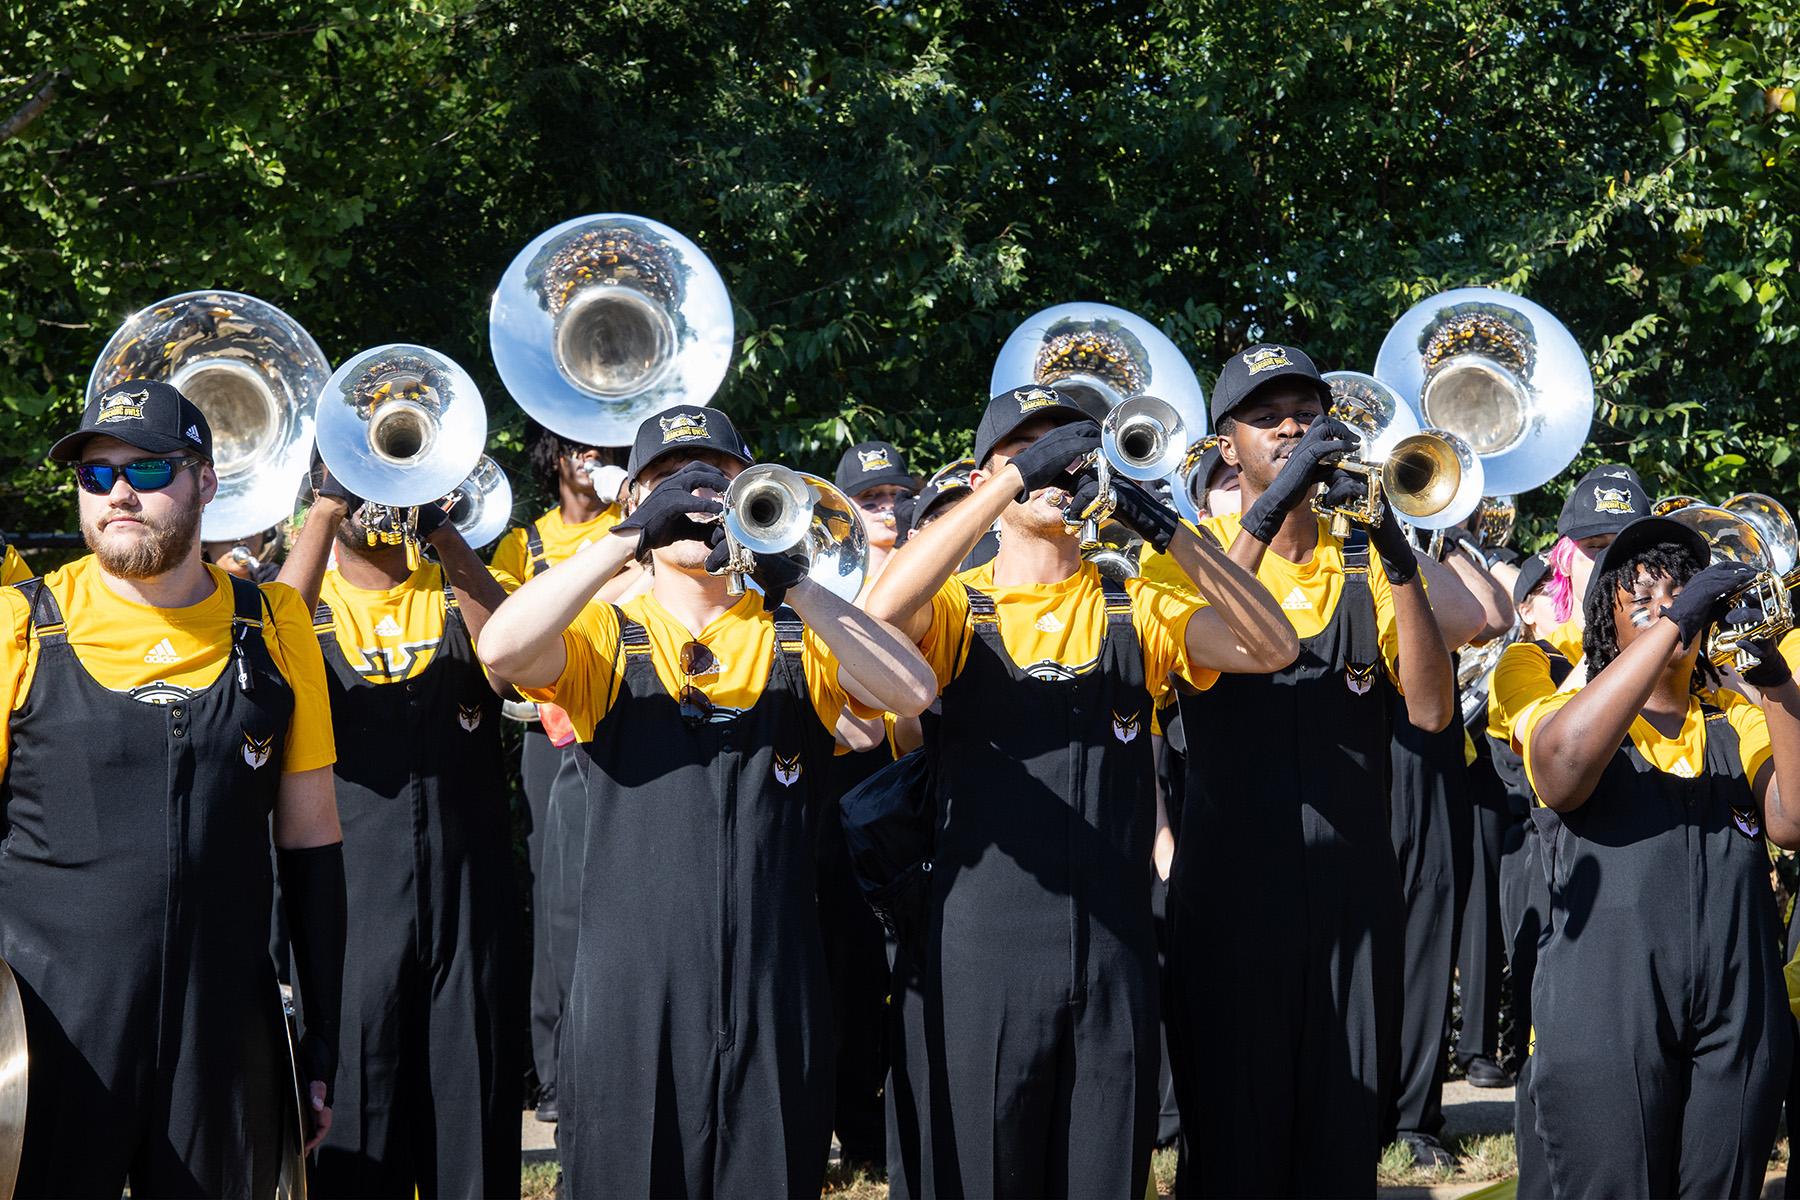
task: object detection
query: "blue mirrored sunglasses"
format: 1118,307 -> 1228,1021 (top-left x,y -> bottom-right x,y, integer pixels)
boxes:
75,457 -> 198,495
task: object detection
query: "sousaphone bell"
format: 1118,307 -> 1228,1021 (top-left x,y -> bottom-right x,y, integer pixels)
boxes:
1663,502 -> 1797,668
444,456 -> 515,551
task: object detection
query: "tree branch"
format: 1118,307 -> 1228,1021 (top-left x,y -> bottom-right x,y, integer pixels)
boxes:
0,70 -> 68,144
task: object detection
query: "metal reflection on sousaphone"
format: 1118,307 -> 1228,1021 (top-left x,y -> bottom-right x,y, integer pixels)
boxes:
1314,371 -> 1484,539
444,455 -> 515,551
1662,502 -> 1798,669
88,291 -> 328,542
706,465 -> 870,603
491,214 -> 735,446
315,344 -> 488,547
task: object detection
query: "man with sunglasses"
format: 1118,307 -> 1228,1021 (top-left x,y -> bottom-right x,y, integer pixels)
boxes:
478,404 -> 935,1199
274,467 -> 522,1197
0,380 -> 344,1196
864,385 -> 1299,1199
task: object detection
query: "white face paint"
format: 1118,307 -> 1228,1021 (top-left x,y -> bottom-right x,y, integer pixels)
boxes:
1628,607 -> 1659,631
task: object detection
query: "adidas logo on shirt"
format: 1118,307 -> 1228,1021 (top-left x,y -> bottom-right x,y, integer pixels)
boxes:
144,637 -> 179,665
374,615 -> 403,637
1034,613 -> 1064,633
1280,586 -> 1312,611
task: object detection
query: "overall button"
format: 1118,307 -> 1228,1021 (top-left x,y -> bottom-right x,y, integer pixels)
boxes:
172,726 -> 186,739
170,706 -> 185,720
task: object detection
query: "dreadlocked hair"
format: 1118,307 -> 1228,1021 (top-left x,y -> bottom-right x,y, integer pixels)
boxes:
1582,540 -> 1719,692
526,421 -> 623,492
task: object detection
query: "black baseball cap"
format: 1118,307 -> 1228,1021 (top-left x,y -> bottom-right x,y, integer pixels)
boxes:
910,477 -> 974,531
1557,466 -> 1651,541
973,384 -> 1089,468
1586,515 -> 1709,602
50,379 -> 214,463
1209,344 -> 1332,426
835,440 -> 922,497
1512,553 -> 1553,607
626,405 -> 754,482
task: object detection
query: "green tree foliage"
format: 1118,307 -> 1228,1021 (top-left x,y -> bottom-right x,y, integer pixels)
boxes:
1,0 -> 1793,546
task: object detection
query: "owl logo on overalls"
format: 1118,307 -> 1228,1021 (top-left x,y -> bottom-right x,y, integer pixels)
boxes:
242,730 -> 274,770
773,752 -> 802,787
1731,806 -> 1763,840
457,703 -> 482,732
1345,662 -> 1377,696
1112,710 -> 1141,744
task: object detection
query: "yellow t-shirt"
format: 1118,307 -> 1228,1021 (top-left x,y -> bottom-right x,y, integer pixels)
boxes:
1487,619 -> 1585,745
520,590 -> 862,743
316,562 -> 459,684
490,504 -> 622,588
917,560 -> 1216,703
1,545 -> 30,586
1778,628 -> 1800,677
0,557 -> 335,776
1519,686 -> 1775,800
1141,513 -> 1404,685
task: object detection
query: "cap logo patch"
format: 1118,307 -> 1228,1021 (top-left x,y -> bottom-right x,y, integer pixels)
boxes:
857,448 -> 893,471
98,387 -> 150,424
186,424 -> 201,443
1242,347 -> 1292,376
1592,486 -> 1633,515
659,412 -> 709,444
1014,387 -> 1060,413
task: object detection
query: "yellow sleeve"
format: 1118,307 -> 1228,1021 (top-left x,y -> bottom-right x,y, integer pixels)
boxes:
1128,578 -> 1218,699
1517,689 -> 1577,803
1779,629 -> 1800,679
0,546 -> 31,586
1719,688 -> 1776,788
1137,521 -> 1205,597
916,578 -> 974,692
517,603 -> 623,742
260,583 -> 338,775
489,528 -> 530,590
1489,640 -> 1556,745
800,629 -> 876,731
0,587 -> 30,777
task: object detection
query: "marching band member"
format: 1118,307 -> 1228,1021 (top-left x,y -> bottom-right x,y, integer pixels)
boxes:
478,404 -> 935,1198
865,385 -> 1298,1199
837,439 -> 921,588
488,421 -> 625,1122
1519,515 -> 1800,1197
1147,345 -> 1484,1196
277,473 -> 523,1198
0,533 -> 30,584
0,382 -> 344,1195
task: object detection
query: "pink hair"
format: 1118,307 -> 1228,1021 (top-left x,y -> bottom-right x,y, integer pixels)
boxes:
1545,536 -> 1579,623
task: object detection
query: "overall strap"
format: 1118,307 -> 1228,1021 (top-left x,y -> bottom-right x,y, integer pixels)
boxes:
1534,638 -> 1576,688
771,605 -> 807,679
1339,529 -> 1381,670
226,574 -> 269,695
312,601 -> 335,633
962,582 -> 1001,651
526,521 -> 549,578
15,577 -> 66,645
1099,574 -> 1133,632
439,561 -> 463,626
615,605 -> 651,659
1699,699 -> 1748,786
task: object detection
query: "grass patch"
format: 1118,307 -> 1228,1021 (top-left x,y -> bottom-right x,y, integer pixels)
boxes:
1376,1133 -> 1518,1189
522,1161 -> 559,1200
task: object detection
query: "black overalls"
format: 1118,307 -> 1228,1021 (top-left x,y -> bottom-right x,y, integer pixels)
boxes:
1388,702 -> 1472,1140
889,576 -> 1159,1200
1165,540 -> 1402,1198
0,575 -> 292,1198
308,570 -> 521,1198
559,608 -> 837,1198
1529,701 -> 1791,1198
1490,638 -> 1571,1199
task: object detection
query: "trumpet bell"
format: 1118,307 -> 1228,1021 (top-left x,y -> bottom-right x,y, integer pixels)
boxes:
446,456 -> 514,550
1374,288 -> 1593,496
991,302 -> 1209,434
491,214 -> 734,446
1723,493 -> 1800,581
1103,394 -> 1187,481
1392,427 -> 1485,531
722,465 -> 869,602
89,291 -> 328,542
316,345 -> 487,507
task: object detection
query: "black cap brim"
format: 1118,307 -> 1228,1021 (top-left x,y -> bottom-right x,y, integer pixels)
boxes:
1511,556 -> 1552,607
1213,371 -> 1332,427
974,405 -> 1086,469
48,428 -> 204,463
1585,516 -> 1710,602
843,469 -> 924,496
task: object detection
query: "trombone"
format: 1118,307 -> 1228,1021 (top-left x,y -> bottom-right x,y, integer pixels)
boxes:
706,465 -> 869,603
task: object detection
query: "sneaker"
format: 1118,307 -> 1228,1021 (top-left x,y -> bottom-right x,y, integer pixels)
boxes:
1463,1054 -> 1515,1088
1400,1132 -> 1456,1170
534,1085 -> 559,1123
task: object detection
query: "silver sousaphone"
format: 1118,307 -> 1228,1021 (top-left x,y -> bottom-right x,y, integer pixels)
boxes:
444,456 -> 515,551
491,214 -> 735,446
88,291 -> 329,542
1374,288 -> 1593,497
0,956 -> 26,1200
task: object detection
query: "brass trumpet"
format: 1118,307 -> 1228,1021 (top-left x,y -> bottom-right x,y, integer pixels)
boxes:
1663,502 -> 1798,669
707,465 -> 869,602
1062,394 -> 1188,545
1312,372 -> 1483,539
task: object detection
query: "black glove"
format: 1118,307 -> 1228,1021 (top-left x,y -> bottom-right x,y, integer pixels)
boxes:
704,540 -> 807,611
413,500 -> 450,539
1239,416 -> 1359,544
1008,420 -> 1102,499
1068,473 -> 1182,554
1662,561 -> 1758,648
611,463 -> 728,550
312,463 -> 363,512
277,843 -> 346,1109
1316,470 -> 1418,585
1725,604 -> 1793,687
